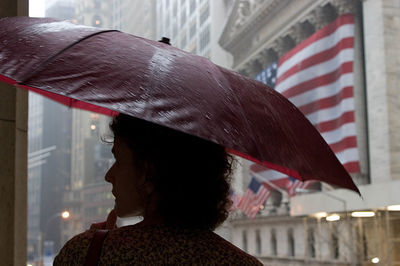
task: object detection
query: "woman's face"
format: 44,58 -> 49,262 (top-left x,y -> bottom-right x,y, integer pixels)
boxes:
105,136 -> 146,218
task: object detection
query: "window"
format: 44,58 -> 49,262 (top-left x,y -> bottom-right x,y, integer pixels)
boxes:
190,0 -> 196,14
173,1 -> 177,16
256,229 -> 261,255
190,20 -> 196,38
94,0 -> 101,9
200,2 -> 209,26
199,25 -> 210,51
180,8 -> 186,26
307,228 -> 316,258
181,34 -> 187,48
288,228 -> 295,257
271,229 -> 277,255
242,230 -> 248,252
173,23 -> 178,37
165,15 -> 170,28
331,229 -> 340,259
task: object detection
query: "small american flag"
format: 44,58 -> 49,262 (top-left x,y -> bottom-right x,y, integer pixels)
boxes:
286,177 -> 315,197
237,177 -> 271,219
229,189 -> 241,210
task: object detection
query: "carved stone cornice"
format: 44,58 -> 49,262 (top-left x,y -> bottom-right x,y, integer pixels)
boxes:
244,59 -> 263,78
331,0 -> 356,15
219,0 -> 285,52
305,6 -> 329,31
219,0 -> 344,70
256,48 -> 278,68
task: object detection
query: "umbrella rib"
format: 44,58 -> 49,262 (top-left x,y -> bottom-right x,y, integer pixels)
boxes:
19,29 -> 119,85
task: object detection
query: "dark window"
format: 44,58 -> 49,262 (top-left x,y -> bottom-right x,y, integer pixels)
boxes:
271,229 -> 277,255
331,227 -> 340,259
307,228 -> 316,258
242,230 -> 248,252
256,229 -> 261,255
288,228 -> 295,257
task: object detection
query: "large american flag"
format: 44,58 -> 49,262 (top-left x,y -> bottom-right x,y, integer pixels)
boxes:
252,13 -> 360,194
237,177 -> 271,219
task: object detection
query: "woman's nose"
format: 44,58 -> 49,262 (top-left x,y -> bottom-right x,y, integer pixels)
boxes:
105,164 -> 114,183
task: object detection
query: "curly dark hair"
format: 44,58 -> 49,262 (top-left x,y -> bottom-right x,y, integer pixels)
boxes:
110,114 -> 234,230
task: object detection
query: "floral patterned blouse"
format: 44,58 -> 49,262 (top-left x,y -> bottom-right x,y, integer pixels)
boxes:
54,223 -> 263,265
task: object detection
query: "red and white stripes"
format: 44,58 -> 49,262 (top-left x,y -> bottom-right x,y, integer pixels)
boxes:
275,14 -> 360,173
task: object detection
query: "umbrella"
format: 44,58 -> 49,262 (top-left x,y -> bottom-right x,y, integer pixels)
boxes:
0,17 -> 359,194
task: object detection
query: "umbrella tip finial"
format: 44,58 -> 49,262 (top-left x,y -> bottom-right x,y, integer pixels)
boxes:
159,37 -> 171,45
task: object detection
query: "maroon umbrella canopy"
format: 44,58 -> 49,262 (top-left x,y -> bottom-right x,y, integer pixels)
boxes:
0,17 -> 359,194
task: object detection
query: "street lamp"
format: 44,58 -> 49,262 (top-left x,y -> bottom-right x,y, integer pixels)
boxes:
351,211 -> 375,218
38,210 -> 71,266
61,211 -> 70,219
326,214 -> 341,222
371,257 -> 380,263
387,205 -> 400,211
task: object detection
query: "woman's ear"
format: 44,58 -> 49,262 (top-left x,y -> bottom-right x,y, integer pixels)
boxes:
142,161 -> 155,195
144,182 -> 154,195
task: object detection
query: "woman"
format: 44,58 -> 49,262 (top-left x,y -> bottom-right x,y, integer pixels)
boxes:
54,114 -> 262,265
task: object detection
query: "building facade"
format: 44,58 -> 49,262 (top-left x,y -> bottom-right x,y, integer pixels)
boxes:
155,0 -> 233,67
219,0 -> 400,265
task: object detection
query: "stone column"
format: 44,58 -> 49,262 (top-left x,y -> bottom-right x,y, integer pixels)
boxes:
245,59 -> 263,78
0,1 -> 29,265
307,4 -> 336,32
257,48 -> 278,69
363,0 -> 400,184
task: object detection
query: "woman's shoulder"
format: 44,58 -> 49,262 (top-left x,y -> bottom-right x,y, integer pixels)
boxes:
202,231 -> 263,265
106,224 -> 263,265
54,224 -> 263,265
53,229 -> 96,266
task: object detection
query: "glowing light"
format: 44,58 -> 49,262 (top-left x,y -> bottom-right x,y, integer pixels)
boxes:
371,257 -> 380,263
326,214 -> 340,221
61,211 -> 70,219
313,212 -> 328,219
95,20 -> 101,25
387,205 -> 400,211
351,211 -> 375,217
90,124 -> 96,130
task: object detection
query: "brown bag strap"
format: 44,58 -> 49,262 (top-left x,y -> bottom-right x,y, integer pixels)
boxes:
84,229 -> 109,266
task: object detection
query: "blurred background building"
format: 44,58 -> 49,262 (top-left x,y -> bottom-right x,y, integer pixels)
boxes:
155,0 -> 233,67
